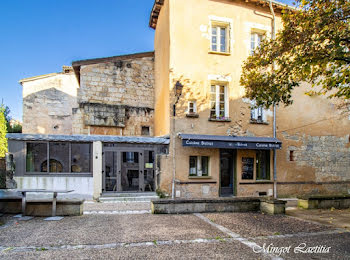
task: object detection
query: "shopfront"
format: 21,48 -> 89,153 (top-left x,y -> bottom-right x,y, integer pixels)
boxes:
178,134 -> 282,197
7,134 -> 169,199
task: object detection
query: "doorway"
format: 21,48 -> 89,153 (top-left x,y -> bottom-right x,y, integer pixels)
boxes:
220,149 -> 236,197
102,148 -> 155,193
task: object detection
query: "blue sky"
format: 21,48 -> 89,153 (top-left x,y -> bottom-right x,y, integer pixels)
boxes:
0,0 -> 294,121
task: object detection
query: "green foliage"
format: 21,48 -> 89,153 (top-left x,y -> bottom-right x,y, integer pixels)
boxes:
156,188 -> 167,199
0,107 -> 8,157
240,0 -> 350,108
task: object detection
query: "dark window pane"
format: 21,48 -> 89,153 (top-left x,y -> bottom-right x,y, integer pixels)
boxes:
26,143 -> 47,172
49,142 -> 69,172
242,157 -> 254,180
141,126 -> 150,136
201,156 -> 209,176
256,150 -> 270,180
71,143 -> 91,173
189,156 -> 197,176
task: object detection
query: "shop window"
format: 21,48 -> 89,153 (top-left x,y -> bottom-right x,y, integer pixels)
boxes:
71,143 -> 91,173
250,32 -> 263,55
123,152 -> 139,163
210,85 -> 228,120
141,126 -> 150,136
49,142 -> 69,172
189,156 -> 209,177
241,157 -> 254,180
26,143 -> 47,172
256,150 -> 270,180
26,142 -> 92,173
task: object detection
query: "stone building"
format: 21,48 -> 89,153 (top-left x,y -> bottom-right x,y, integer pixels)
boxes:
7,0 -> 350,199
20,66 -> 79,135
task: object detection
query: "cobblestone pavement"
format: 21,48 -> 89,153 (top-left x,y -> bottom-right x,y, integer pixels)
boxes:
0,210 -> 349,259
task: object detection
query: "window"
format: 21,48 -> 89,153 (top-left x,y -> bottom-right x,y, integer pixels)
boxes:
71,143 -> 91,173
26,143 -> 47,172
189,156 -> 209,177
289,150 -> 295,162
26,142 -> 91,173
211,25 -> 228,53
241,157 -> 254,180
250,100 -> 265,123
49,142 -> 69,172
256,150 -> 270,180
210,85 -> 228,119
123,152 -> 139,163
188,101 -> 197,114
141,126 -> 150,136
250,32 -> 263,55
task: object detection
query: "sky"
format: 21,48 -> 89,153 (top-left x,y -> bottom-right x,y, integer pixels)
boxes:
0,0 -> 294,121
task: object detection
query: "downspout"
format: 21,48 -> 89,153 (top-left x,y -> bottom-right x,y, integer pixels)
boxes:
269,0 -> 278,199
171,104 -> 176,199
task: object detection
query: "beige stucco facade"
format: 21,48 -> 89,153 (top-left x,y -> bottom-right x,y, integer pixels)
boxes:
152,0 -> 350,198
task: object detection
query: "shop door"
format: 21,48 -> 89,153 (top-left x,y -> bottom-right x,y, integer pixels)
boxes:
103,151 -> 120,192
220,149 -> 236,196
120,151 -> 144,192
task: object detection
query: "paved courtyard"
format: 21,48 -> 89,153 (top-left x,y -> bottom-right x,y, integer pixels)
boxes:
0,202 -> 349,259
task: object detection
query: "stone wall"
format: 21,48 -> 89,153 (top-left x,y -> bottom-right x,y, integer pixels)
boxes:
73,55 -> 155,136
21,69 -> 79,135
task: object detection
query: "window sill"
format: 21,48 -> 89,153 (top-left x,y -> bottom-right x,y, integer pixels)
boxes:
250,119 -> 269,125
189,176 -> 212,179
239,181 -> 273,185
186,113 -> 199,118
25,172 -> 93,177
208,117 -> 231,122
208,51 -> 231,56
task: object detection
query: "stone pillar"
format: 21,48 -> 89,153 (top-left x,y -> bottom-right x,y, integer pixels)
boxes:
93,141 -> 103,200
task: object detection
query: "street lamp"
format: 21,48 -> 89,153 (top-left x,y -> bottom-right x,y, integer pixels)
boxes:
172,80 -> 183,199
173,81 -> 183,116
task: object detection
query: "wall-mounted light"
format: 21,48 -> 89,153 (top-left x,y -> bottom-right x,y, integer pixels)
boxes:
173,81 -> 184,116
175,81 -> 183,100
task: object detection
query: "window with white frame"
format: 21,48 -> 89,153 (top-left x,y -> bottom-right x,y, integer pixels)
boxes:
211,24 -> 229,53
210,84 -> 228,119
189,156 -> 209,177
250,32 -> 263,55
188,101 -> 197,114
250,100 -> 266,123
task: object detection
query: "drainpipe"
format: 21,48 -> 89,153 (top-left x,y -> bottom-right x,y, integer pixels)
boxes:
171,105 -> 176,199
269,0 -> 278,199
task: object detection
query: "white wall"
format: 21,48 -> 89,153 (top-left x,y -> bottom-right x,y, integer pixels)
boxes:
14,176 -> 93,200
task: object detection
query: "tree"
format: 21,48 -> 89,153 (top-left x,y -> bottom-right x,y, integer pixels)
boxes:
0,106 -> 8,157
240,0 -> 350,108
0,104 -> 22,133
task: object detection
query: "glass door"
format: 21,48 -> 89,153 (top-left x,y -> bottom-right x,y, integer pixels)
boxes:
220,149 -> 236,197
104,152 -> 118,192
120,151 -> 143,192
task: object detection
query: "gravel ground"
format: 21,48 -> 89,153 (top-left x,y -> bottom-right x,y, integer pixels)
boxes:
0,241 -> 270,260
253,231 -> 350,259
0,211 -> 349,259
83,201 -> 151,212
0,214 -> 226,247
203,212 -> 329,238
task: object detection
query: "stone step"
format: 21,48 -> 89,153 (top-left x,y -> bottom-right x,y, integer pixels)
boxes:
99,196 -> 158,202
101,192 -> 157,197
